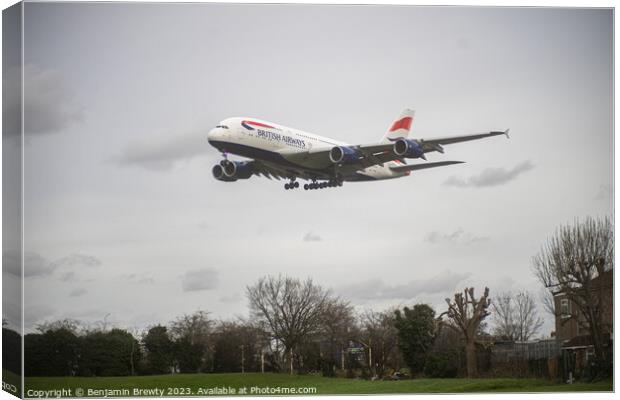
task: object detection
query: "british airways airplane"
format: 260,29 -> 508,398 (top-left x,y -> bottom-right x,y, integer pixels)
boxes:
207,109 -> 508,190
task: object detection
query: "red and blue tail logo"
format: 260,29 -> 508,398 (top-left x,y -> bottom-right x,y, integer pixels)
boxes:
389,116 -> 413,132
381,109 -> 415,143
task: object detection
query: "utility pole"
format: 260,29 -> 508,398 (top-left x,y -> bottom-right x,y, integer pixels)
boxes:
130,337 -> 135,376
240,345 -> 245,373
358,338 -> 373,377
102,313 -> 111,331
261,350 -> 265,373
368,339 -> 373,376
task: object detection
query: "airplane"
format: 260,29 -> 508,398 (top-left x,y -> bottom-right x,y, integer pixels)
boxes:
207,109 -> 509,190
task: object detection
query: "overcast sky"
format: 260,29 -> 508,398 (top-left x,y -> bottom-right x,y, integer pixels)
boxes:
6,3 -> 612,336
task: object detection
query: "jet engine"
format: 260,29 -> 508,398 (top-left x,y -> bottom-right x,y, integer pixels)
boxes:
329,146 -> 360,164
393,139 -> 426,159
212,164 -> 237,182
222,161 -> 254,179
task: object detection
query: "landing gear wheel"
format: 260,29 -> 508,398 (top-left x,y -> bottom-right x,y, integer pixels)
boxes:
294,181 -> 300,188
284,183 -> 290,190
303,184 -> 308,190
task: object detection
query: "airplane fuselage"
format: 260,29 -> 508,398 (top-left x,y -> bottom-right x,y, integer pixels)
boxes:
207,117 -> 407,181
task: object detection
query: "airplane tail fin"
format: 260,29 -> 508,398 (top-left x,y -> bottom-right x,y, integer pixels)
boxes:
381,108 -> 415,143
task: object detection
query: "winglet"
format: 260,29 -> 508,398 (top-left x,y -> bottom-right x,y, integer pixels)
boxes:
505,128 -> 510,139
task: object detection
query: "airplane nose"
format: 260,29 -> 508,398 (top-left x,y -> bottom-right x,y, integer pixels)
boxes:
207,128 -> 219,141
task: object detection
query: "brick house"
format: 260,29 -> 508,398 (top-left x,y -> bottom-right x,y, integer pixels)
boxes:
552,269 -> 613,378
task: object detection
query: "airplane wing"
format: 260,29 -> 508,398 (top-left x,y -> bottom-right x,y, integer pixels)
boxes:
389,160 -> 465,172
417,129 -> 510,154
279,129 -> 508,171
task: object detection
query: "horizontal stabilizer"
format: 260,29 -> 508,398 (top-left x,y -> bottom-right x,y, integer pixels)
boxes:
390,160 -> 465,172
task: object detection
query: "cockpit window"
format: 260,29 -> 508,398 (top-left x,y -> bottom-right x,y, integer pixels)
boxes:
216,125 -> 229,129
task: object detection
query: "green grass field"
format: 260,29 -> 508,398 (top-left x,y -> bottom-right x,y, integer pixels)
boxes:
21,372 -> 612,397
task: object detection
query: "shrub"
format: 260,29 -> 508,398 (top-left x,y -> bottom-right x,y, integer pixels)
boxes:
424,351 -> 459,378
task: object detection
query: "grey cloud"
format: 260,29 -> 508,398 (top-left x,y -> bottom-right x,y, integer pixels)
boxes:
338,270 -> 472,301
60,271 -> 77,282
220,293 -> 242,303
24,252 -> 56,278
596,184 -> 612,200
52,254 -> 102,282
303,231 -> 322,242
444,161 -> 534,188
5,251 -> 101,279
69,288 -> 87,297
425,228 -> 489,245
182,269 -> 219,292
114,131 -> 208,171
3,249 -> 22,277
53,254 -> 102,269
3,64 -> 84,136
123,272 -> 155,285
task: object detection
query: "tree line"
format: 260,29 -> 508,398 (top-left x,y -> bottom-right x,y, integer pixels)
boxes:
6,216 -> 613,379
17,282 -> 541,379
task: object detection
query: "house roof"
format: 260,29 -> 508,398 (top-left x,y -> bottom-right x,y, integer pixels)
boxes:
562,333 -> 612,349
562,335 -> 593,348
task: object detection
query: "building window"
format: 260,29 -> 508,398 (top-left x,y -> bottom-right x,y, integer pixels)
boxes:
586,348 -> 595,361
577,316 -> 589,336
560,299 -> 570,318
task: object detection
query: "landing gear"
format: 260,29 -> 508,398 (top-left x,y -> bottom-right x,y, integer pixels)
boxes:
284,180 -> 300,190
304,181 -> 316,190
303,179 -> 344,190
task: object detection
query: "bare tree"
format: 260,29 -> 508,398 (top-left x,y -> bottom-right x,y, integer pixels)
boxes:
513,292 -> 544,341
170,311 -> 213,372
491,291 -> 543,341
319,298 -> 355,373
246,275 -> 331,374
539,287 -> 556,317
170,310 -> 212,346
358,309 -> 400,377
532,216 -> 613,365
442,287 -> 491,378
36,319 -> 81,334
491,292 -> 516,340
